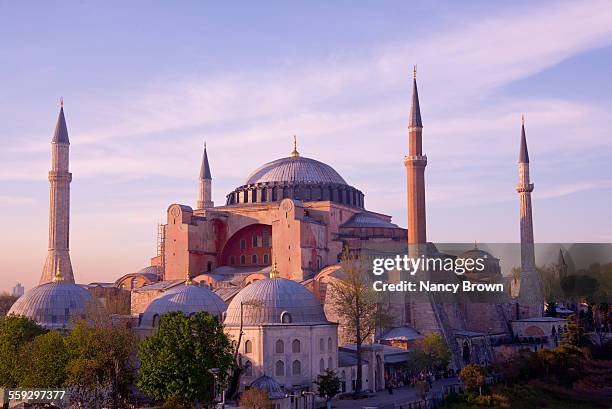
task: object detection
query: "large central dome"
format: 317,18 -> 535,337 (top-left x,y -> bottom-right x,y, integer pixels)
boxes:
226,146 -> 364,208
245,156 -> 347,185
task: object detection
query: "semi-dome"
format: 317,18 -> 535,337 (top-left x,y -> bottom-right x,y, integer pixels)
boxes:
8,281 -> 95,329
226,149 -> 364,208
140,282 -> 227,327
224,278 -> 327,326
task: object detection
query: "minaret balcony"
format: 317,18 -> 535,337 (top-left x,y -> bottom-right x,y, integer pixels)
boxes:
516,183 -> 534,193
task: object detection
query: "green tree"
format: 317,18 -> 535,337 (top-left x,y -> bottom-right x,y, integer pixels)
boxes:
138,311 -> 234,405
18,330 -> 69,387
407,334 -> 451,374
315,368 -> 341,406
0,316 -> 46,387
329,249 -> 392,395
64,319 -> 138,409
0,293 -> 18,318
239,388 -> 272,409
459,364 -> 486,394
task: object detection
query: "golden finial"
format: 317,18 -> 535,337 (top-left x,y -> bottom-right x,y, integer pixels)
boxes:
270,258 -> 279,279
60,97 -> 64,108
413,65 -> 417,80
291,135 -> 299,158
53,259 -> 64,282
521,114 -> 525,126
185,271 -> 192,286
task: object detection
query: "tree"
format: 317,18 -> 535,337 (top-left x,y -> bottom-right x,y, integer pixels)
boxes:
64,319 -> 138,409
563,314 -> 591,348
329,249 -> 392,395
459,364 -> 486,394
239,388 -> 272,409
0,316 -> 46,387
18,330 -> 69,388
0,293 -> 18,318
138,311 -> 234,405
315,368 -> 341,406
414,334 -> 451,372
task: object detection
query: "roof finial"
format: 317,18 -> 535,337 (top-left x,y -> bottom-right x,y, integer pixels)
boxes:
291,135 -> 299,158
204,141 -> 207,150
521,114 -> 525,126
53,259 -> 64,283
185,271 -> 192,286
413,65 -> 417,80
270,258 -> 280,279
474,240 -> 478,249
60,96 -> 64,108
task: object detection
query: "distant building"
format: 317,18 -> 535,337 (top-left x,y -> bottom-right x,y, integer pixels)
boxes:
11,283 -> 24,298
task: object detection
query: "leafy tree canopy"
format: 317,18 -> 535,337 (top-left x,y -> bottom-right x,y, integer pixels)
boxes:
0,315 -> 46,387
138,311 -> 234,405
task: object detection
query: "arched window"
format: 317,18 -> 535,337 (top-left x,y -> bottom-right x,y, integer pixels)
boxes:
292,360 -> 301,376
328,337 -> 332,352
263,254 -> 269,264
244,361 -> 253,377
281,311 -> 292,323
152,314 -> 159,328
319,358 -> 325,373
328,357 -> 333,369
275,360 -> 285,376
292,339 -> 301,353
251,254 -> 257,264
319,338 -> 325,352
240,255 -> 246,265
275,340 -> 284,354
244,340 -> 253,354
130,277 -> 138,289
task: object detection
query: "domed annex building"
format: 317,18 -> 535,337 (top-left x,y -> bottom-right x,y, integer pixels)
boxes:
138,275 -> 227,333
223,272 -> 338,406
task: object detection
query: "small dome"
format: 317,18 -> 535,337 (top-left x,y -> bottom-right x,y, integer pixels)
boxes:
140,283 -> 227,327
224,278 -> 327,326
458,246 -> 501,276
250,375 -> 286,400
245,156 -> 347,186
8,282 -> 94,329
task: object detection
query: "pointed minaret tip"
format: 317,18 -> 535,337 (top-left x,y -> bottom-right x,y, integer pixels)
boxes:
519,115 -> 529,163
199,141 -> 212,179
52,98 -> 70,144
291,135 -> 299,158
409,66 -> 423,128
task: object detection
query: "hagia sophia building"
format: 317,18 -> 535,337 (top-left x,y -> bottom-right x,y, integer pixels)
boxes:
9,71 -> 567,405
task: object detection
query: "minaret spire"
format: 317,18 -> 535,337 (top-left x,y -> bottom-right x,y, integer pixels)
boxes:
516,116 -> 543,317
405,65 -> 427,247
196,141 -> 214,210
41,100 -> 74,283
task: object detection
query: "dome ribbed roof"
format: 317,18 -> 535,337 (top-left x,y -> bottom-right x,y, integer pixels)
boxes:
140,284 -> 227,327
8,282 -> 94,329
250,375 -> 286,400
224,278 -> 327,326
245,156 -> 347,185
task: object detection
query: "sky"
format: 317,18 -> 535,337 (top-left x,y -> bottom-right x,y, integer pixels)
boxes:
1,0 -> 611,292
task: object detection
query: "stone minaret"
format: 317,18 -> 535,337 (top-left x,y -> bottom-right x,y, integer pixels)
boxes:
516,116 -> 543,317
196,142 -> 213,210
404,66 -> 427,247
41,99 -> 74,284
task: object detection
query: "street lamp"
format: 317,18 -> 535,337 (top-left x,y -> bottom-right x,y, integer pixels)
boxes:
208,368 -> 225,409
